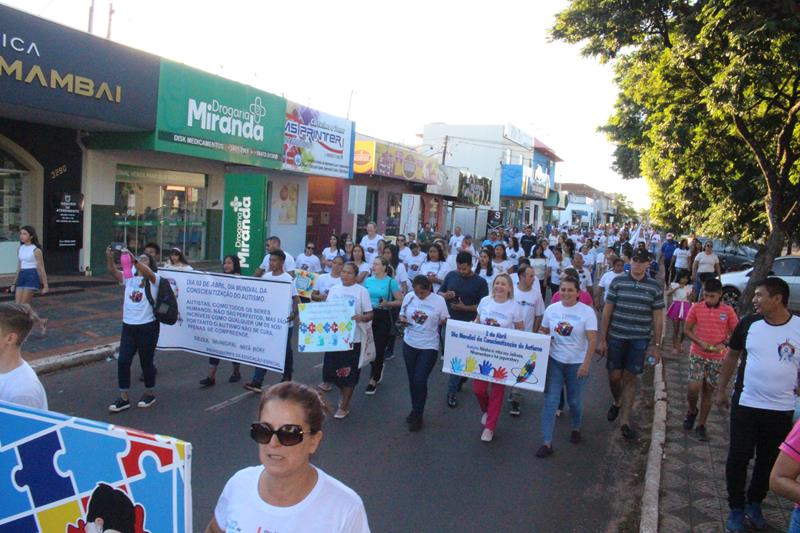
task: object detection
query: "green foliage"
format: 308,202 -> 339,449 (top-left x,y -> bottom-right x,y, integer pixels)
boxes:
613,193 -> 637,220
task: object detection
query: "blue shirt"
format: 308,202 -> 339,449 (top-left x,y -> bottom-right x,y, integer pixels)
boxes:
661,240 -> 678,262
363,276 -> 400,308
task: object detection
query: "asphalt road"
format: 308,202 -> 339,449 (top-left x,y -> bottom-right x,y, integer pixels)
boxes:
42,340 -> 652,533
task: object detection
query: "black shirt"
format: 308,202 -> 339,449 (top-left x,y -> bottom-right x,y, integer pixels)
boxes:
439,271 -> 489,322
520,235 -> 537,256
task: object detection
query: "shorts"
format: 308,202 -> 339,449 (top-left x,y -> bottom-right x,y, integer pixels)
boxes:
16,268 -> 41,291
688,354 -> 722,387
322,344 -> 362,388
606,337 -> 649,375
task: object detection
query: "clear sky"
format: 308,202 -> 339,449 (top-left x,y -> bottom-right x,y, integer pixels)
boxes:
8,0 -> 651,208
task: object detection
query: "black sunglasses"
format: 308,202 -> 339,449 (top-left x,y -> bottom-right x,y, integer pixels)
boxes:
250,422 -> 306,446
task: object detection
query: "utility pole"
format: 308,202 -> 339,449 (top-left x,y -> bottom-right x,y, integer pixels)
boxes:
87,0 -> 95,33
441,135 -> 448,164
106,3 -> 115,39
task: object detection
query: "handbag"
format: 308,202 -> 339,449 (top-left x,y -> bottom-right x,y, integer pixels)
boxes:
357,321 -> 376,368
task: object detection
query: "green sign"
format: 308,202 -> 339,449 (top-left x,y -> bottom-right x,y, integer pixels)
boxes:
223,174 -> 266,276
154,60 -> 285,168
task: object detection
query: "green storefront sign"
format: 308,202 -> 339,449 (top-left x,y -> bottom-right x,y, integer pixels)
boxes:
223,174 -> 267,276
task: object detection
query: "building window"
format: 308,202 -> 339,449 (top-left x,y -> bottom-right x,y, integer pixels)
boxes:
386,192 -> 402,236
356,189 -> 379,242
0,149 -> 26,242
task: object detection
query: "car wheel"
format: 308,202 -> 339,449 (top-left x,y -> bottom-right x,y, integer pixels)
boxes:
722,287 -> 740,308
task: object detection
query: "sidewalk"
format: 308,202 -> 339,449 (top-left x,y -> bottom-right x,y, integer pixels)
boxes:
658,341 -> 793,532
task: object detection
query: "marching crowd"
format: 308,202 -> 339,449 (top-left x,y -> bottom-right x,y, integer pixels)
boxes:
2,221 -> 800,532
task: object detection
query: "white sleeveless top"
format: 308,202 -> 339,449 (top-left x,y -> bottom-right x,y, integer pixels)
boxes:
18,244 -> 38,269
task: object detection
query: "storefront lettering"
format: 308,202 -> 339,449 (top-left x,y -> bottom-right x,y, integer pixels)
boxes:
187,98 -> 265,142
231,196 -> 252,268
0,55 -> 122,103
0,33 -> 40,56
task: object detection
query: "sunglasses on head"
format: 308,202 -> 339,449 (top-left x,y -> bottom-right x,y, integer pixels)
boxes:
250,422 -> 306,446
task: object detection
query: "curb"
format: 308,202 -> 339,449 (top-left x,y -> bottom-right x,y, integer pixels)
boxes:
30,342 -> 119,376
640,361 -> 667,533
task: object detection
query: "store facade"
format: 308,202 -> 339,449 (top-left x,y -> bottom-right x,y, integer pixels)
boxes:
498,163 -> 549,230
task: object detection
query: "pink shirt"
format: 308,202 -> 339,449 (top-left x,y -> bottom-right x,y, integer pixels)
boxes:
551,290 -> 594,306
779,419 -> 800,506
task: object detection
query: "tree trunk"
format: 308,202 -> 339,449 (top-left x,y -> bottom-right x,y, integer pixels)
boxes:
737,226 -> 787,315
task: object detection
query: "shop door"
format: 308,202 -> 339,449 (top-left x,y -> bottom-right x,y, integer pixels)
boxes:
385,192 -> 402,237
356,189 -> 378,242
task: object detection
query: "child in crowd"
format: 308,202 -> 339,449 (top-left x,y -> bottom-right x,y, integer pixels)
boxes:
666,271 -> 693,355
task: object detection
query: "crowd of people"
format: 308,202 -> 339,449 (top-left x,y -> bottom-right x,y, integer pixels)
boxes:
3,221 -> 800,532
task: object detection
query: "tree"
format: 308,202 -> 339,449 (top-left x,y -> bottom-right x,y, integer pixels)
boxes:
552,0 -> 800,313
613,193 -> 637,220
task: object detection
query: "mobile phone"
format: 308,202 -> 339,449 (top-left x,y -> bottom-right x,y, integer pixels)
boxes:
111,242 -> 125,251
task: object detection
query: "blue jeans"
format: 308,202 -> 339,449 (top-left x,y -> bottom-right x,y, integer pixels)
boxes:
252,327 -> 293,384
403,342 -> 439,415
789,507 -> 800,533
118,321 -> 159,390
541,358 -> 586,444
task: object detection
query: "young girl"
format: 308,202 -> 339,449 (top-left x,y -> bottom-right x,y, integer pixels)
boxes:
506,237 -> 523,268
666,271 -> 693,355
12,226 -> 48,304
492,244 -> 512,275
165,247 -> 193,270
475,248 -> 495,286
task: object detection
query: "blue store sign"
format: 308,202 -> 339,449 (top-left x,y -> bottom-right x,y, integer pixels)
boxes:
500,163 -> 548,199
0,4 -> 159,130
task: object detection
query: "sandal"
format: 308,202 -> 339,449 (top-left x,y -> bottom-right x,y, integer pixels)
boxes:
334,408 -> 350,419
317,382 -> 333,392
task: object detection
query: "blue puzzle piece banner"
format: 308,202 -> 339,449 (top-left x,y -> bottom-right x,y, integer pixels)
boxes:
0,400 -> 192,533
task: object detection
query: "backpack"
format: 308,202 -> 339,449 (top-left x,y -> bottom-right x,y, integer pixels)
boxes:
144,277 -> 179,325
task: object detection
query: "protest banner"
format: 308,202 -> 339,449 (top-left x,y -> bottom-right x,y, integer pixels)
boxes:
297,298 -> 356,352
156,268 -> 292,373
293,269 -> 318,299
0,400 -> 191,533
442,320 -> 551,392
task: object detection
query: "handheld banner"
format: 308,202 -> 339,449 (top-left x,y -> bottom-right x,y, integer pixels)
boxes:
0,400 -> 191,533
156,269 -> 292,373
298,299 -> 356,353
442,320 -> 551,392
293,269 -> 318,299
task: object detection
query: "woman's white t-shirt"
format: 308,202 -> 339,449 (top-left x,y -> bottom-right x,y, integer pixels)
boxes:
322,247 -> 345,272
404,253 -> 426,276
476,296 -> 524,329
394,263 -> 409,289
694,252 -> 719,274
670,282 -> 692,302
541,301 -> 598,365
327,283 -> 371,343
122,275 -> 159,325
478,268 -> 496,287
673,248 -> 691,270
491,259 -> 513,275
359,234 -> 383,263
506,248 -> 523,266
18,244 -> 37,269
354,262 -> 372,280
400,292 -> 450,350
214,466 -> 370,533
531,258 -> 548,281
315,273 -> 342,298
419,261 -> 450,293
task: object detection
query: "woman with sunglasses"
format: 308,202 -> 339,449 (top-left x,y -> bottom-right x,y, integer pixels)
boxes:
322,262 -> 373,418
473,273 -> 524,442
205,382 -> 370,533
200,255 -> 243,387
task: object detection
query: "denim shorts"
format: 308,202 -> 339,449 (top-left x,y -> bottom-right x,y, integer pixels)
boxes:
606,336 -> 649,375
16,268 -> 40,290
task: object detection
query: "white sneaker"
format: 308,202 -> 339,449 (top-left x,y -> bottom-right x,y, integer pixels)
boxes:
481,413 -> 487,426
481,428 -> 494,442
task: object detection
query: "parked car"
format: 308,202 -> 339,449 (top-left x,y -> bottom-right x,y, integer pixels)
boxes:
694,238 -> 758,273
719,256 -> 800,312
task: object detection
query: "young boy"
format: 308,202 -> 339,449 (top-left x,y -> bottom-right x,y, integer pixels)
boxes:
682,278 -> 738,440
0,303 -> 47,409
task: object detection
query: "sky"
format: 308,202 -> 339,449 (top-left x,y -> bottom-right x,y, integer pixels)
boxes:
7,0 -> 651,208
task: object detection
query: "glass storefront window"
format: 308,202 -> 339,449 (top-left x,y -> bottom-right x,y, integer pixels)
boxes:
112,167 -> 207,262
0,149 -> 26,242
386,192 -> 401,237
356,189 -> 378,242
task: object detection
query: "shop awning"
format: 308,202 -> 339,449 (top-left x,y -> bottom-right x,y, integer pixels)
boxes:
544,190 -> 569,209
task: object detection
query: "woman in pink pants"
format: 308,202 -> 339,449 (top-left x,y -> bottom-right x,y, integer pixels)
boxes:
473,274 -> 524,442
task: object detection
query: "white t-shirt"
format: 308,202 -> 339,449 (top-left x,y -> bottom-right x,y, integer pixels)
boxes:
400,292 -> 449,350
477,296 -> 524,329
327,283 -> 372,343
492,259 -> 513,275
122,275 -> 159,325
398,246 -> 413,265
549,257 -> 571,285
576,266 -> 593,290
478,269 -> 496,287
541,301 -> 598,365
448,234 -> 465,255
322,247 -> 345,273
359,234 -> 383,263
0,361 -> 48,409
296,253 -> 322,273
506,248 -> 523,266
694,252 -> 719,274
514,284 -> 545,332
595,251 -> 606,267
670,282 -> 692,302
356,262 -> 372,280
673,248 -> 691,269
214,466 -> 370,533
599,271 -> 623,292
315,273 -> 342,298
650,233 -> 661,245
262,271 -> 297,320
548,235 -> 558,247
394,263 -> 409,289
260,252 -> 296,273
419,261 -> 450,293
531,258 -> 548,281
404,253 -> 426,277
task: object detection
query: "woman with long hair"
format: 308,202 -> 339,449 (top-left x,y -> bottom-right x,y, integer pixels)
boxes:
322,235 -> 346,273
507,237 -> 523,268
200,255 -> 243,386
419,243 -> 450,293
475,248 -> 496,286
530,245 -> 548,297
473,274 -> 524,442
344,239 -> 354,262
166,247 -> 193,270
350,244 -> 371,284
12,226 -> 48,305
492,243 -> 512,275
382,244 -> 405,360
362,256 -> 403,395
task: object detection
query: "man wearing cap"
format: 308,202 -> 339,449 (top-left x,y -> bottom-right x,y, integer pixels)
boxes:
661,233 -> 678,289
598,248 -> 665,440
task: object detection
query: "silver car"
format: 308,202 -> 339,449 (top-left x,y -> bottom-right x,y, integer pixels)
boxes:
720,256 -> 800,312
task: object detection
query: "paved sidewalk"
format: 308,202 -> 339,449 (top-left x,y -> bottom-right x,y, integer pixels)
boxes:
658,341 -> 793,532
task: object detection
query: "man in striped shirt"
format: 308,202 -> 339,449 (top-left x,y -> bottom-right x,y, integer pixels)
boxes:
598,248 -> 665,440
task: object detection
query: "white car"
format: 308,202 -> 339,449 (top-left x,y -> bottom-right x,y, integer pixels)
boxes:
720,256 -> 800,311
